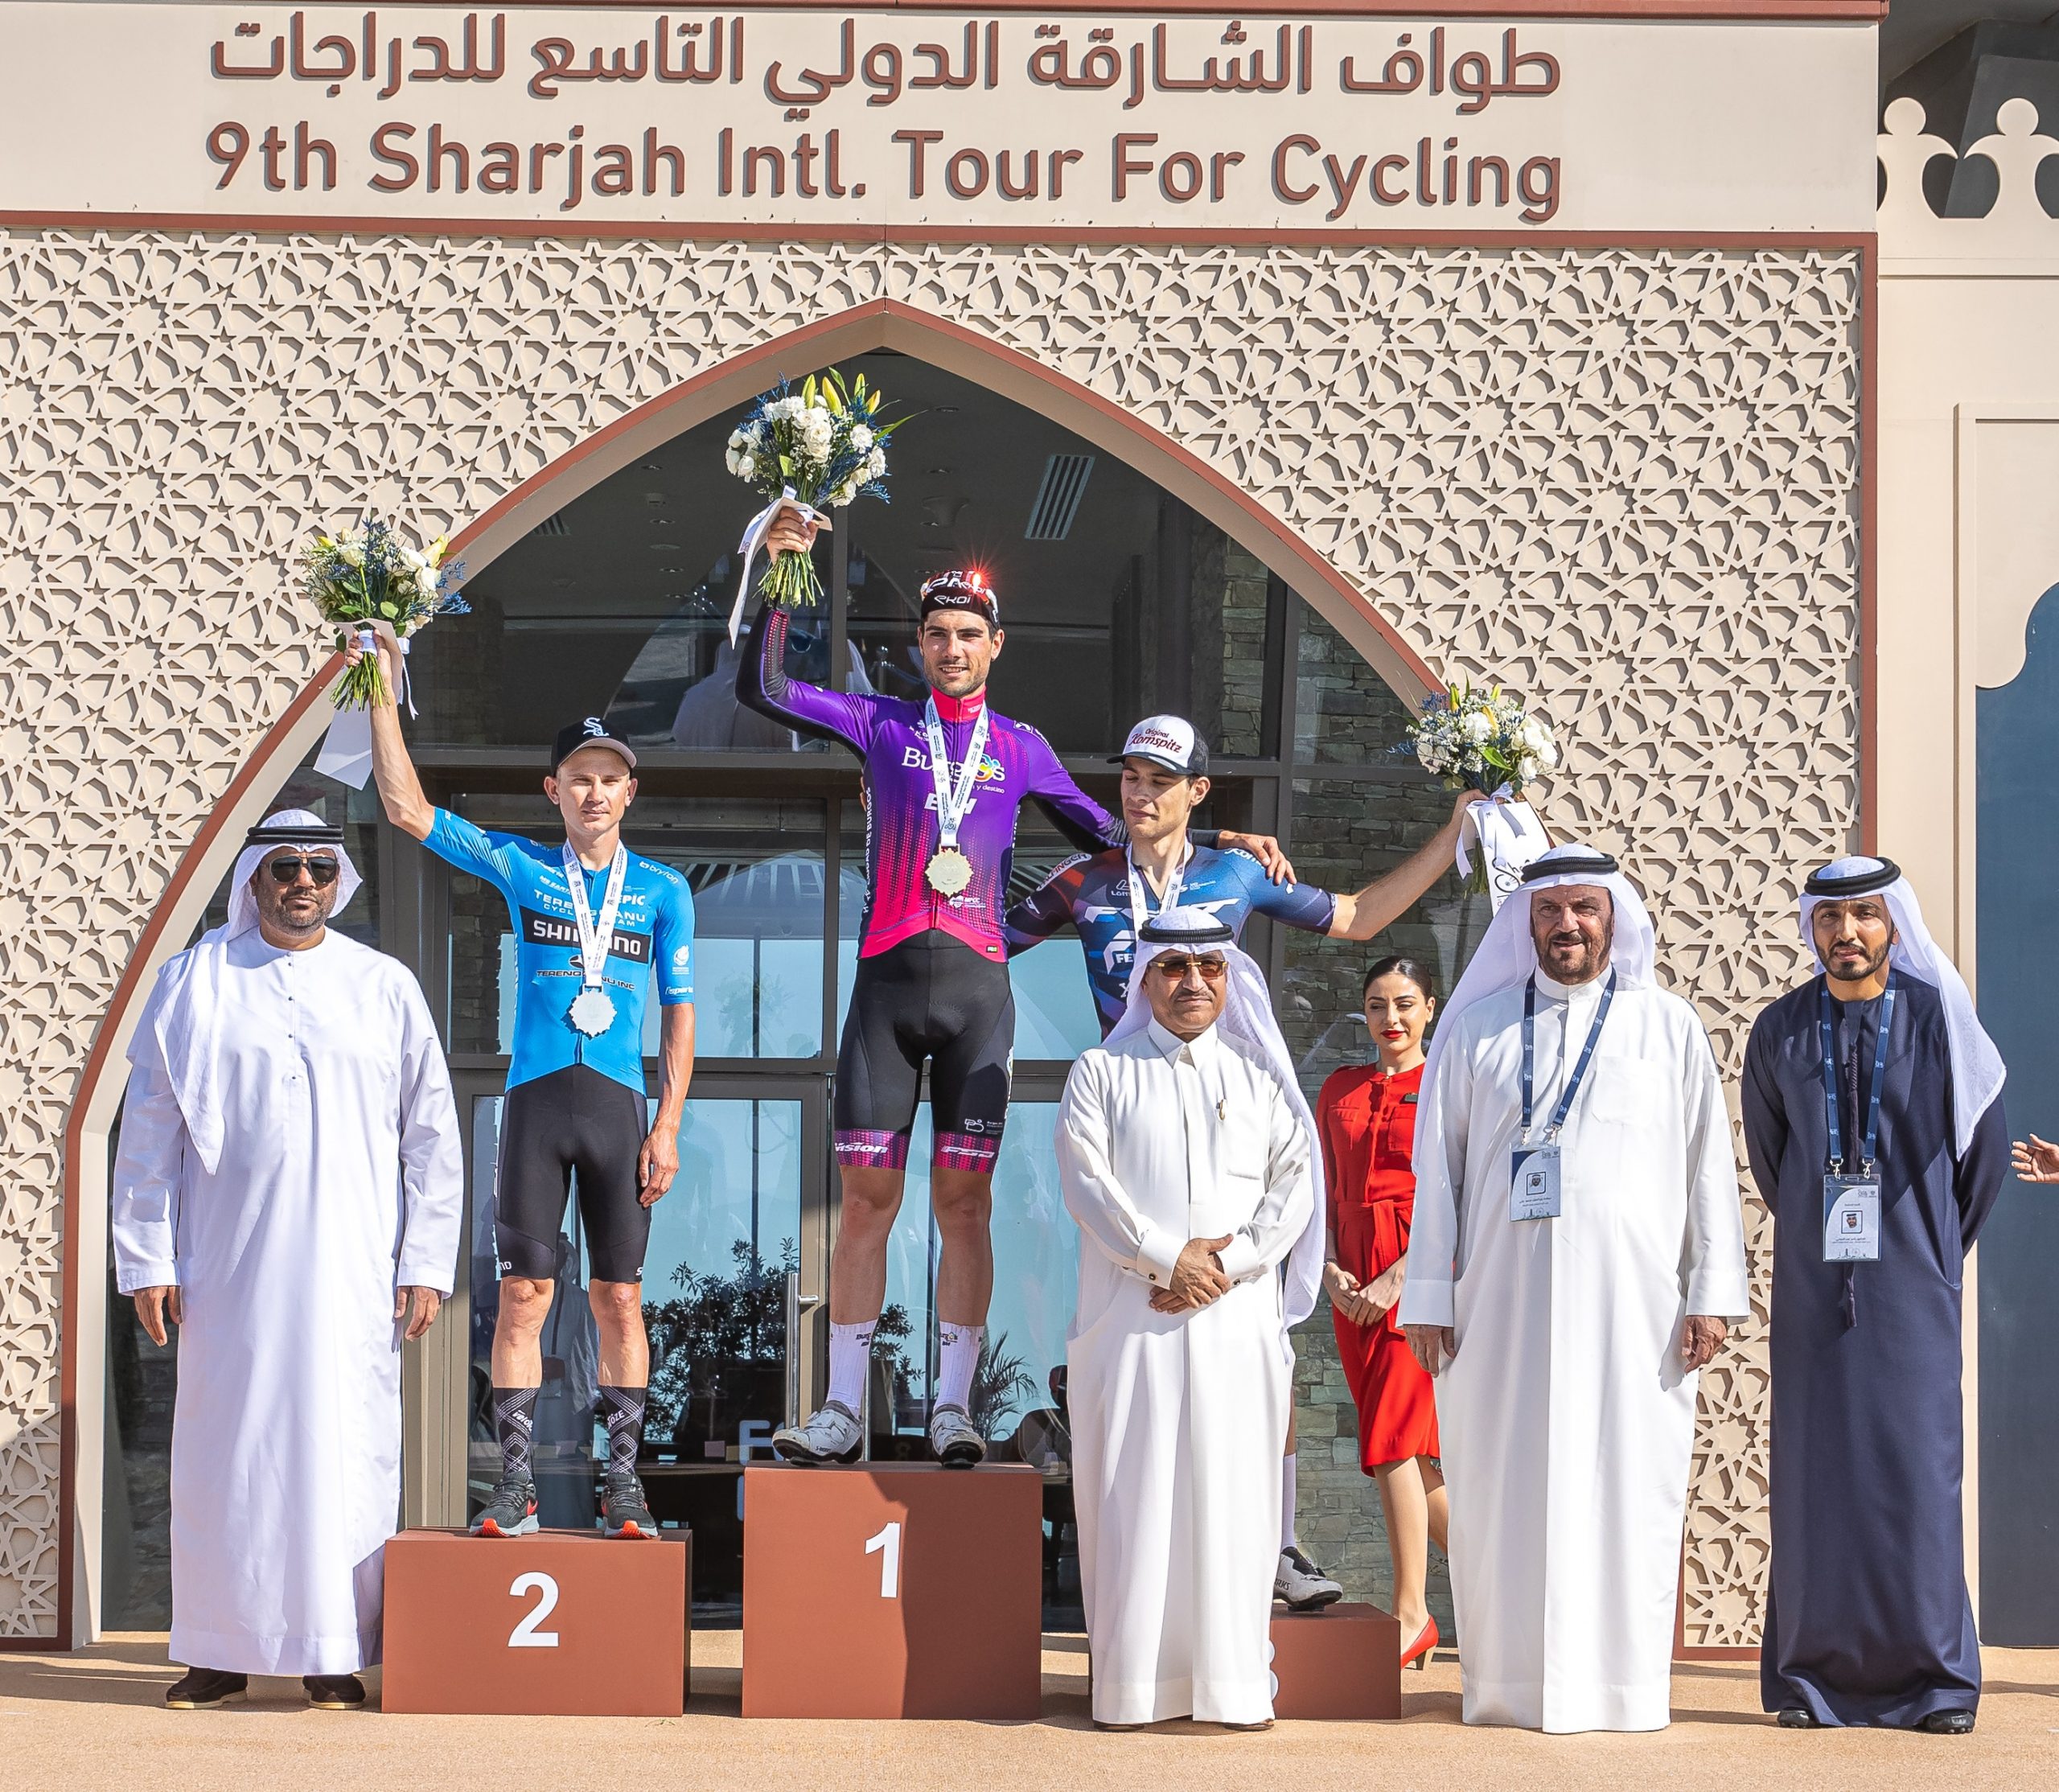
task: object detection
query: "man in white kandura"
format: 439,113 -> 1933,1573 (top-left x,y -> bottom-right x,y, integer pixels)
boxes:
1056,908 -> 1317,1730
1399,844 -> 1749,1733
113,812 -> 464,1711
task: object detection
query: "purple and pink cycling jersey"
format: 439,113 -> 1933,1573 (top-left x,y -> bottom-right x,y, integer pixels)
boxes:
738,606 -> 1128,960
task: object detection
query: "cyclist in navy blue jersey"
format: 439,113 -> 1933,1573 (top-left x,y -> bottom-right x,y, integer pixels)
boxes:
353,627 -> 692,1543
1005,713 -> 1475,1610
1005,716 -> 1474,1037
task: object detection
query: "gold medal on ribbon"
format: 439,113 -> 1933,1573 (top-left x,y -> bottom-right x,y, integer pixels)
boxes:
925,846 -> 973,897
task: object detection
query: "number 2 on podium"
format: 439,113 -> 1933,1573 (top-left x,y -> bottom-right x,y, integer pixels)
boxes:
508,1571 -> 561,1647
864,1520 -> 902,1599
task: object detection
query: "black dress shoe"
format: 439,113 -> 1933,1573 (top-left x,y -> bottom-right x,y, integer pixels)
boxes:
1917,1710 -> 1975,1735
303,1673 -> 368,1710
1776,1708 -> 1821,1728
165,1667 -> 248,1709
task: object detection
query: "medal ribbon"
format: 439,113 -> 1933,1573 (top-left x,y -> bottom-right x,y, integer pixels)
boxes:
923,697 -> 992,858
1520,970 -> 1617,1141
561,843 -> 628,993
1124,842 -> 1189,953
1819,972 -> 1896,1175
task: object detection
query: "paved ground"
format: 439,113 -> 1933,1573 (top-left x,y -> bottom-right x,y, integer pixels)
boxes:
2,1634 -> 2053,1792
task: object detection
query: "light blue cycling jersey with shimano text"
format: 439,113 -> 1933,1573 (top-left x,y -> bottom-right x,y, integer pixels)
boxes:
424,809 -> 696,1094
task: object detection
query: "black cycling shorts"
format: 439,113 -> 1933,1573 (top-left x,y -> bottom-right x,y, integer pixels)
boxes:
496,1064 -> 651,1284
835,931 -> 1014,1173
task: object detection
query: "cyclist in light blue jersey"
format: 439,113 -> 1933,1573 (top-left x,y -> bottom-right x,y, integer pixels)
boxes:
354,627 -> 693,1543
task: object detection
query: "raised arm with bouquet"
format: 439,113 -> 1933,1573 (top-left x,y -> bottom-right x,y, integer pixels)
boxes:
1403,681 -> 1560,908
306,520 -> 468,787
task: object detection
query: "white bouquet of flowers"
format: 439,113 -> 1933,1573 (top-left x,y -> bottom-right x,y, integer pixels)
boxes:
301,520 -> 467,710
303,518 -> 467,787
1403,681 -> 1559,905
725,368 -> 901,642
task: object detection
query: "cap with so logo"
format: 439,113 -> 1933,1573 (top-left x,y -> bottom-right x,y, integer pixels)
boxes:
1112,715 -> 1208,778
552,716 -> 639,775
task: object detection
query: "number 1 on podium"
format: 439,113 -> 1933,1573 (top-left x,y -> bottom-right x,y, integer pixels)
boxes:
865,1520 -> 902,1599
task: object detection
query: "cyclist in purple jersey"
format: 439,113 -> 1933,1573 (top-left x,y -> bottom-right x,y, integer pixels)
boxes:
1006,713 -> 1473,1609
737,512 -> 1293,1468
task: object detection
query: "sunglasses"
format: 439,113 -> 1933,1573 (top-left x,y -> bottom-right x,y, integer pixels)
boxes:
265,856 -> 340,886
1149,953 -> 1228,983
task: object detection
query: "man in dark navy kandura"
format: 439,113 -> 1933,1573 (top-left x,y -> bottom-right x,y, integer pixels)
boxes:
1742,857 -> 2008,1736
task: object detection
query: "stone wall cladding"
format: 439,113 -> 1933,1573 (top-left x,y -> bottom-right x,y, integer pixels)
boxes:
0,232 -> 1860,1640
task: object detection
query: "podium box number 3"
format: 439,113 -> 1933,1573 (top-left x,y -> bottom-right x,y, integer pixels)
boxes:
742,1462 -> 1043,1719
383,1529 -> 689,1716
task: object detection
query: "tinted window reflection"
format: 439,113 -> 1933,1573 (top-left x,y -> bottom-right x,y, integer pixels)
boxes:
410,353 -> 1283,758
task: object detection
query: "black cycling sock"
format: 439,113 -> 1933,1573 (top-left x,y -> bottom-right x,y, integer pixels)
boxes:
600,1384 -> 647,1477
492,1385 -> 540,1480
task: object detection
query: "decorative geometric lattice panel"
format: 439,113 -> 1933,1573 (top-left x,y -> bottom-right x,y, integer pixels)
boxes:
0,232 -> 1860,1642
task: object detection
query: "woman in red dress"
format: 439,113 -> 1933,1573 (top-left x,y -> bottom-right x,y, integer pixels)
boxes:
1318,956 -> 1447,1670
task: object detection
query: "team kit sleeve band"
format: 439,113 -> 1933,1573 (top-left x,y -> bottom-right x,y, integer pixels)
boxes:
832,1129 -> 913,1172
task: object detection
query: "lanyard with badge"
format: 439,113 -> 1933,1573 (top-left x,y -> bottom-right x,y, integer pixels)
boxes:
922,697 -> 991,898
1510,971 -> 1617,1221
562,842 -> 628,1037
1819,973 -> 1894,1264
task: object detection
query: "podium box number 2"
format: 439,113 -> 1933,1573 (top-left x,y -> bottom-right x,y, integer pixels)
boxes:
742,1462 -> 1042,1719
382,1528 -> 689,1716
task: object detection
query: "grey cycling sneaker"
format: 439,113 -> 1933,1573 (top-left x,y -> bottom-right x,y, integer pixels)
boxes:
602,1469 -> 657,1539
469,1473 -> 540,1537
928,1402 -> 986,1468
1274,1545 -> 1344,1610
772,1400 -> 864,1465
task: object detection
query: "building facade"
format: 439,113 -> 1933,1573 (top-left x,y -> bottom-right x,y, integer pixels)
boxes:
7,0 -> 2027,1654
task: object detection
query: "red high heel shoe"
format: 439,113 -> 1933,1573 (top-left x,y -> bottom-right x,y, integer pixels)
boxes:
1399,1615 -> 1439,1671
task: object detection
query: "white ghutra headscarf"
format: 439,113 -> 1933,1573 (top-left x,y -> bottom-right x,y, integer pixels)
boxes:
1108,906 -> 1326,1330
1419,841 -> 1657,1106
1799,856 -> 2004,1157
132,809 -> 362,1174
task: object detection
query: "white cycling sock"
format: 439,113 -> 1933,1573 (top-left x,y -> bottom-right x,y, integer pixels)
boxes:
1282,1452 -> 1300,1552
936,1322 -> 984,1413
827,1320 -> 877,1413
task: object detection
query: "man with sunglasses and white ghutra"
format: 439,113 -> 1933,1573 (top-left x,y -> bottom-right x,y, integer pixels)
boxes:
1055,908 -> 1320,1730
113,810 -> 464,1711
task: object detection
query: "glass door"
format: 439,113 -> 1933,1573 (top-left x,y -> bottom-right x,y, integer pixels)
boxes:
454,1074 -> 823,1615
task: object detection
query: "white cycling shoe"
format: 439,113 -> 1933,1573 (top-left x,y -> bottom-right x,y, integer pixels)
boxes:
1275,1546 -> 1345,1610
772,1400 -> 864,1465
928,1402 -> 986,1468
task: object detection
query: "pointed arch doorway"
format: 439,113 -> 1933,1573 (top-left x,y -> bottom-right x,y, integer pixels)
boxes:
84,328 -> 1469,1636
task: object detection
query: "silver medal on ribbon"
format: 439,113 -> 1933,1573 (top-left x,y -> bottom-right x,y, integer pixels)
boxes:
562,841 -> 628,1038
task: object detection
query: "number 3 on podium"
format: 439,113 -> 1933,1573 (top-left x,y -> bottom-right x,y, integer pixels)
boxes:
509,1571 -> 561,1647
865,1521 -> 902,1599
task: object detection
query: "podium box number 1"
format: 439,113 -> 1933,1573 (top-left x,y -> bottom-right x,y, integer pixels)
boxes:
383,1529 -> 689,1715
742,1462 -> 1043,1719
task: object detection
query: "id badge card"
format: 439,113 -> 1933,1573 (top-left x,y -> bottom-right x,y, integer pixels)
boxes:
1510,1142 -> 1563,1222
1822,1174 -> 1880,1263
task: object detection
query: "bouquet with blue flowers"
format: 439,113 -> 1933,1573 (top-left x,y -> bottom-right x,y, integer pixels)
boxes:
301,520 -> 467,710
1405,680 -> 1560,795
